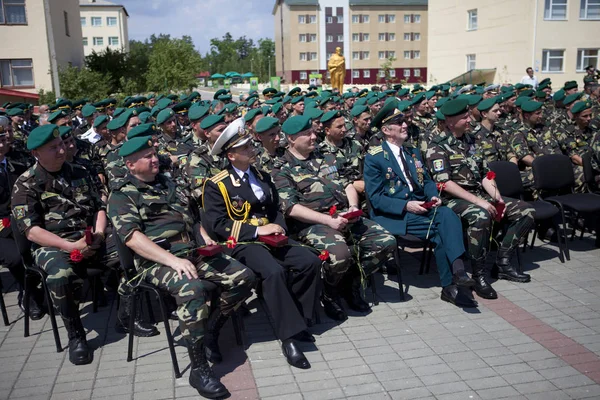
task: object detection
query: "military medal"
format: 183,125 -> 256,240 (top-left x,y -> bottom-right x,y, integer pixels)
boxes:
412,154 -> 424,186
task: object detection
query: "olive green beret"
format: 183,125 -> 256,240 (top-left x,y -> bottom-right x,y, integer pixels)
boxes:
477,97 -> 497,112
119,135 -> 154,157
514,96 -> 528,108
354,98 -> 368,106
272,103 -> 284,115
58,126 -> 72,138
244,108 -> 263,123
7,108 -> 24,117
563,81 -> 578,90
138,111 -> 152,124
321,110 -> 342,124
189,106 -> 209,122
521,100 -> 543,113
435,110 -> 445,121
397,100 -> 412,113
156,98 -> 172,111
200,114 -> 225,130
255,117 -> 280,134
440,99 -> 470,117
435,97 -> 449,108
351,105 -> 369,118
290,96 -> 304,105
564,92 -> 583,106
157,108 -> 175,125
48,109 -> 68,123
282,115 -> 312,135
304,107 -> 323,120
27,124 -> 61,150
218,94 -> 232,102
113,107 -> 125,118
410,93 -> 426,106
107,113 -> 130,130
571,101 -> 591,114
93,115 -> 109,128
128,123 -> 158,140
82,104 -> 97,118
397,88 -> 410,97
518,89 -> 534,98
553,89 -> 566,103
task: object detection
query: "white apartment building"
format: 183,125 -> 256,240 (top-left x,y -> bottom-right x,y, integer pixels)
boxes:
80,0 -> 129,56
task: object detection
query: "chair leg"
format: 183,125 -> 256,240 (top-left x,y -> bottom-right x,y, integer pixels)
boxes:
92,277 -> 98,314
530,229 -> 537,250
425,244 -> 434,275
231,312 -> 243,346
313,286 -> 321,324
145,292 -> 155,323
127,293 -> 136,363
369,274 -> 378,306
522,232 -> 529,253
23,272 -> 30,337
0,285 -> 8,326
156,292 -> 181,378
393,246 -> 405,301
515,247 -> 523,274
559,207 -> 571,261
42,278 -> 63,353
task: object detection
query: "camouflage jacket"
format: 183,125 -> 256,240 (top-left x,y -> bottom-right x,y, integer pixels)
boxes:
108,172 -> 194,270
474,123 -> 516,163
0,156 -> 30,239
253,145 -> 286,175
91,139 -> 113,176
413,114 -> 435,137
104,142 -> 128,190
497,113 -> 521,132
158,131 -> 195,162
318,137 -> 363,181
182,142 -> 228,203
511,123 -> 562,161
591,130 -> 600,173
11,162 -> 103,240
560,124 -> 594,158
426,130 -> 489,194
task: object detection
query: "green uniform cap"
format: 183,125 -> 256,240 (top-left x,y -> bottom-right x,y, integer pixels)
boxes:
93,115 -> 109,128
539,78 -> 551,85
397,88 -> 410,97
435,97 -> 449,108
262,88 -> 277,96
435,110 -> 445,121
58,126 -> 72,138
166,94 -> 179,101
213,89 -> 229,100
410,93 -> 426,106
350,105 -> 369,118
563,81 -> 578,90
27,124 -> 61,150
244,108 -> 262,123
7,107 -> 24,117
518,89 -> 535,98
371,99 -> 403,130
138,111 -> 152,124
218,94 -> 232,102
189,106 -> 209,121
82,104 -> 97,118
113,107 -> 125,118
287,87 -> 302,97
304,107 -> 323,120
255,117 -> 280,134
440,99 -> 470,117
290,95 -> 304,104
464,94 -> 482,106
500,91 -> 516,102
514,96 -> 529,108
128,123 -> 158,140
320,110 -> 342,124
107,111 -> 131,130
156,98 -> 172,111
119,135 -> 154,157
571,101 -> 591,114
272,103 -> 284,115
553,89 -> 566,103
247,97 -> 258,107
477,97 -> 497,112
397,100 -> 412,113
534,90 -> 547,99
282,115 -> 312,135
424,90 -> 436,100
564,92 -> 583,106
200,114 -> 225,130
172,101 -> 191,114
521,100 -> 543,113
156,108 -> 175,125
48,109 -> 68,123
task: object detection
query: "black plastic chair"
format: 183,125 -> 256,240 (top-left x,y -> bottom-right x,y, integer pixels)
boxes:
0,273 -> 10,326
582,152 -> 597,194
532,154 -> 600,261
490,161 -> 566,263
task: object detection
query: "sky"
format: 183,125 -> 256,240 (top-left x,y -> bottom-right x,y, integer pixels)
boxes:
119,0 -> 275,54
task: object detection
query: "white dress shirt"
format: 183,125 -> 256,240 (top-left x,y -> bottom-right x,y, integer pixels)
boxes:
386,142 -> 413,192
520,75 -> 538,89
232,166 -> 265,201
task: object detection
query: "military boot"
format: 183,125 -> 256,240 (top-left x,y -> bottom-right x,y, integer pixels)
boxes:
492,248 -> 530,283
342,273 -> 371,313
187,340 -> 230,399
204,309 -> 229,363
63,316 -> 92,365
115,295 -> 159,337
471,259 -> 497,299
321,282 -> 347,321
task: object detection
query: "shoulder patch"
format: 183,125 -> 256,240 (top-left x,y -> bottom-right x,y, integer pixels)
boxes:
368,146 -> 383,155
432,159 -> 444,172
209,170 -> 228,183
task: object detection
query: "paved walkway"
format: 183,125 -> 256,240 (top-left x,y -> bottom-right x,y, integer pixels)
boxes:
2,234 -> 600,400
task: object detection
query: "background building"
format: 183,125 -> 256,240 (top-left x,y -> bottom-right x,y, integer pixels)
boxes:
273,0 -> 428,85
0,0 -> 84,101
428,0 -> 600,86
80,0 -> 129,56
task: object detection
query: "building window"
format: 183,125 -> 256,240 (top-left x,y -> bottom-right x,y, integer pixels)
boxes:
404,69 -> 411,78
64,11 -> 70,37
468,9 -> 478,30
544,0 -> 568,19
389,69 -> 396,77
352,33 -> 359,41
404,33 -> 411,41
414,69 -> 421,77
0,59 -> 34,87
466,54 -> 476,70
363,70 -> 370,78
414,50 -> 420,59
337,34 -> 344,42
363,51 -> 370,59
299,52 -> 307,61
353,70 -> 360,78
414,14 -> 421,23
363,33 -> 369,41
352,15 -> 359,23
299,34 -> 306,42
309,34 -> 317,42
581,0 -> 600,19
337,15 -> 343,23
327,16 -> 333,24
404,51 -> 411,59
353,52 -> 360,60
326,34 -> 333,42
576,49 -> 598,71
327,53 -> 333,60
379,14 -> 386,23
0,0 -> 27,25
109,37 -> 119,46
379,69 -> 385,78
83,37 -> 88,46
404,14 -> 411,23
309,15 -> 317,23
300,71 -> 307,80
91,16 -> 102,26
379,51 -> 386,60
309,52 -> 317,61
379,33 -> 385,41
389,15 -> 396,23
389,51 -> 396,59
363,15 -> 369,23
414,33 -> 421,41
80,17 -> 86,26
542,49 -> 565,71
389,33 -> 395,41
93,37 -> 104,46
107,16 -> 117,26
298,15 -> 305,24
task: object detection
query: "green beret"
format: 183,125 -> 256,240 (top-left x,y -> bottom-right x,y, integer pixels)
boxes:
222,103 -> 238,114
7,108 -> 24,117
261,106 -> 271,116
435,110 -> 445,121
354,98 -> 368,107
500,91 -> 516,103
166,94 -> 179,101
534,91 -> 547,99
48,109 -> 68,123
397,88 -> 410,97
538,82 -> 550,91
563,81 -> 578,90
351,105 -> 369,118
321,110 -> 342,124
156,98 -> 172,111
291,96 -> 304,104
27,124 -> 61,150
189,106 -> 209,122
81,104 -> 97,118
371,99 -> 403,130
465,95 -> 483,106
52,99 -> 73,111
282,115 -> 312,136
272,103 -> 284,115
151,106 -> 161,117
397,100 -> 412,113
410,93 -> 426,106
342,92 -> 355,100
107,111 -> 132,130
477,97 -> 497,112
571,101 -> 591,114
521,100 -> 543,113
287,87 -> 302,97
514,96 -> 529,108
247,97 -> 258,107
262,88 -> 278,96
282,96 -> 292,104
440,99 -> 470,117
367,96 -> 380,106
72,99 -> 86,110
255,117 -> 280,134
218,94 -> 232,102
136,106 -> 151,115
214,89 -> 228,100
172,101 -> 191,115
93,115 -> 109,128
435,97 -> 449,108
564,92 -> 583,106
58,126 -> 72,138
424,90 -> 436,100
553,89 -> 566,103
304,107 -> 324,120
157,108 -> 175,125
119,136 -> 154,157
264,98 -> 279,105
138,111 -> 152,124
147,93 -> 156,99
539,78 -> 551,85
244,108 -> 263,123
518,89 -> 535,98
200,114 -> 225,130
113,107 -> 125,118
128,123 -> 158,140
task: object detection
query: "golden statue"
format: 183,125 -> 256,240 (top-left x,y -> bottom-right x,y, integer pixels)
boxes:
328,47 -> 346,93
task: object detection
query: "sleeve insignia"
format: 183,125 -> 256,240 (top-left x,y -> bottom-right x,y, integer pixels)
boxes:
14,205 -> 27,219
433,159 -> 444,172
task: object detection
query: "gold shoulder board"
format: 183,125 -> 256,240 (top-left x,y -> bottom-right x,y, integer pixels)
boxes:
368,146 -> 383,155
210,170 -> 228,183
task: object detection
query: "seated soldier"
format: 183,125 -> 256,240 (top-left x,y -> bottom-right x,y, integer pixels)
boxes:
364,101 -> 477,307
156,108 -> 194,167
253,117 -> 286,174
274,115 -> 397,321
427,99 -> 535,299
474,98 -> 518,164
202,118 -> 320,370
108,136 -> 255,399
12,125 -> 118,365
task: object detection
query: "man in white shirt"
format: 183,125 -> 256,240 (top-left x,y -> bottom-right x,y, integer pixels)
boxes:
521,67 -> 538,89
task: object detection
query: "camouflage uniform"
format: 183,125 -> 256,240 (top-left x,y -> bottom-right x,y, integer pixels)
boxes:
274,149 -> 396,286
318,137 -> 363,182
182,142 -> 229,204
158,131 -> 195,164
474,124 -> 516,163
108,172 -> 255,343
11,162 -> 117,319
253,144 -> 285,175
497,113 -> 521,132
556,123 -> 594,192
426,130 -> 535,262
592,129 -> 600,178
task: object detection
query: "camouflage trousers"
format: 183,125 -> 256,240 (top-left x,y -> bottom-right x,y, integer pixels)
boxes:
573,164 -> 586,193
297,217 -> 396,286
143,253 -> 255,343
446,195 -> 535,261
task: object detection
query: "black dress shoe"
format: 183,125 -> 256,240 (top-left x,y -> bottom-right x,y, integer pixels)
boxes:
452,271 -> 475,288
473,274 -> 498,299
282,339 -> 311,369
68,337 -> 93,365
18,293 -> 46,321
441,285 -> 478,308
292,330 -> 315,343
321,295 -> 348,321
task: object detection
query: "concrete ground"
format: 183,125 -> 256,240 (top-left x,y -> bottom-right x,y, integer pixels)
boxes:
1,234 -> 600,400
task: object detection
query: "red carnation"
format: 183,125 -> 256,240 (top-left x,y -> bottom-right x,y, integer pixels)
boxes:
226,236 -> 237,249
329,205 -> 337,217
70,249 -> 84,263
436,182 -> 446,192
318,250 -> 330,261
486,171 -> 496,180
1,217 -> 10,229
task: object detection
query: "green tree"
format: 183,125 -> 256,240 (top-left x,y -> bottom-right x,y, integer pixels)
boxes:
85,47 -> 128,93
145,36 -> 202,92
37,89 -> 56,105
379,56 -> 398,85
58,65 -> 112,101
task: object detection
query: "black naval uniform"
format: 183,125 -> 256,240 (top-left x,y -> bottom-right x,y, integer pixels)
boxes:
202,165 -> 320,341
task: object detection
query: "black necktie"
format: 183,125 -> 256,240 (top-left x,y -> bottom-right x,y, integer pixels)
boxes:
242,173 -> 249,184
399,150 -> 418,189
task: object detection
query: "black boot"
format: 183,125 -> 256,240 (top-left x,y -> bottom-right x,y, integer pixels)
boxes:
321,283 -> 347,321
164,295 -> 178,320
187,340 -> 230,399
492,248 -> 531,283
343,275 -> 371,312
18,284 -> 46,321
471,259 -> 497,299
63,317 -> 93,365
115,295 -> 160,337
204,310 -> 229,363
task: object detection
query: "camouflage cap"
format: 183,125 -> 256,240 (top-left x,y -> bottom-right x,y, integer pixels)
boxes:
282,115 -> 312,136
119,135 -> 154,157
27,124 -> 60,150
255,117 -> 280,134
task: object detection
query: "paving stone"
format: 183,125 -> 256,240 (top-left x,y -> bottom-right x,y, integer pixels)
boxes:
514,380 -> 559,395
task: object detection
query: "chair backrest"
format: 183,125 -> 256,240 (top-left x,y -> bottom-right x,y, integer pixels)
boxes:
10,216 -> 33,267
489,161 -> 523,199
113,232 -> 138,281
532,154 -> 574,192
582,151 -> 595,186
